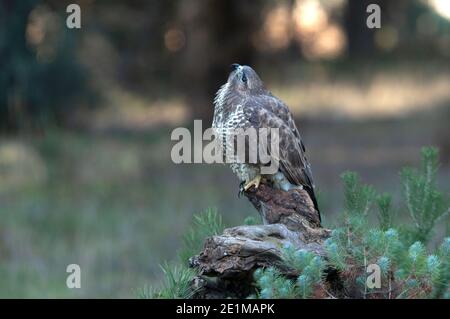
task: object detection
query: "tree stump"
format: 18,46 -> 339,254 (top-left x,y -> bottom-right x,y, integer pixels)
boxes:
189,183 -> 331,298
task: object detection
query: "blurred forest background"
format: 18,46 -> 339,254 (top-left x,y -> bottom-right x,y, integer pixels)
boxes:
0,0 -> 449,297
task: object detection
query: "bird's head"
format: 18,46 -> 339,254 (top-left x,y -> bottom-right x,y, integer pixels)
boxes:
227,64 -> 265,94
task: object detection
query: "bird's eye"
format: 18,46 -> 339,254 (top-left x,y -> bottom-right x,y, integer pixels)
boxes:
241,73 -> 247,83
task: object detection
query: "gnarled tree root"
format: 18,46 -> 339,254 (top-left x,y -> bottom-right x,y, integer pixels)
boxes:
188,183 -> 335,298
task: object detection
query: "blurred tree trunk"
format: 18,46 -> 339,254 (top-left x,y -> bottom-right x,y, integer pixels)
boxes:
177,0 -> 264,122
0,0 -> 36,131
344,0 -> 380,57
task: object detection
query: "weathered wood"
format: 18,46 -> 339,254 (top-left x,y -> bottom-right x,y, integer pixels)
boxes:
244,183 -> 322,231
189,182 -> 330,298
190,224 -> 329,276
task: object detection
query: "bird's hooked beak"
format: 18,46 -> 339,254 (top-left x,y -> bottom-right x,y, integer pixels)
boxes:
229,63 -> 247,84
230,63 -> 240,71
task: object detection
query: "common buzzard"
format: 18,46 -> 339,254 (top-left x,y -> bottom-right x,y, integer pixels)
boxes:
212,64 -> 320,219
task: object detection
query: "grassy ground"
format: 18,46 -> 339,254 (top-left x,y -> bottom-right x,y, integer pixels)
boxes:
0,130 -> 255,297
0,61 -> 449,297
1,113 -> 449,298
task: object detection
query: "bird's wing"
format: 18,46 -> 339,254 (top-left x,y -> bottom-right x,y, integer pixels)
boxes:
243,97 -> 315,191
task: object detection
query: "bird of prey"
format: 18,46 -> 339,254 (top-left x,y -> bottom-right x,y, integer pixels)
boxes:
212,64 -> 320,218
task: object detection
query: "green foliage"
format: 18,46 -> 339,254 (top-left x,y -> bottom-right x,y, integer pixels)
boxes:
254,245 -> 326,299
151,147 -> 449,299
253,147 -> 449,299
341,171 -> 376,217
324,234 -> 347,271
243,215 -> 259,225
178,208 -> 224,264
136,285 -> 154,299
152,263 -> 198,299
400,147 -> 449,243
253,267 -> 296,298
376,193 -> 394,230
430,238 -> 450,298
148,208 -> 224,298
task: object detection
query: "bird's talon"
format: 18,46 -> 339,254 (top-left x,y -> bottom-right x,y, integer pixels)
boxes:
243,175 -> 262,191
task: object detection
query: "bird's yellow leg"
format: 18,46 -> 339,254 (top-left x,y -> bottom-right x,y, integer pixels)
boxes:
244,175 -> 262,191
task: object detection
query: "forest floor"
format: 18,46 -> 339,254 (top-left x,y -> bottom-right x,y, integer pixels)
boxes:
1,61 -> 449,297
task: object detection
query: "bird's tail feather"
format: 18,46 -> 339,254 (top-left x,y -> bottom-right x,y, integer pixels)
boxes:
305,186 -> 321,223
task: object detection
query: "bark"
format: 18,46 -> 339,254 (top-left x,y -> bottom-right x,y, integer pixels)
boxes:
189,183 -> 332,298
